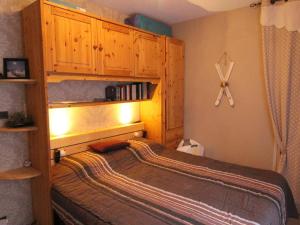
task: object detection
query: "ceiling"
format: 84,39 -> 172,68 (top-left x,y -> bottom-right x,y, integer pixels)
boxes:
92,0 -> 256,24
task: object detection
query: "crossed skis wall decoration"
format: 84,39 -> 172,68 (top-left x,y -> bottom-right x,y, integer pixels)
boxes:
214,52 -> 235,107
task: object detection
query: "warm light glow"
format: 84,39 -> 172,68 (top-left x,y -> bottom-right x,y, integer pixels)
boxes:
49,108 -> 71,136
119,103 -> 133,124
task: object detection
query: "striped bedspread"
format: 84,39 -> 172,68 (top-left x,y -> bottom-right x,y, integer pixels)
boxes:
52,138 -> 298,225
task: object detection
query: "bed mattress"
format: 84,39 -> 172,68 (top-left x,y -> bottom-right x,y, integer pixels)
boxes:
52,138 -> 298,225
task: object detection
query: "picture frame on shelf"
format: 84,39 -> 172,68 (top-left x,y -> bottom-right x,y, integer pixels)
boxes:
3,58 -> 29,79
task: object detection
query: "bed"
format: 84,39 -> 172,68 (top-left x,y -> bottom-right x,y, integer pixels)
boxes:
52,138 -> 298,225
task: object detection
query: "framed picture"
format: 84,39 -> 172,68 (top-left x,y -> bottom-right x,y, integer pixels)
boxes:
3,58 -> 29,79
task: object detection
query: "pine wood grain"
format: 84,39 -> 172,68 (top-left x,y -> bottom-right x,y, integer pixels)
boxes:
49,99 -> 149,109
0,79 -> 37,84
165,37 -> 185,147
0,167 -> 41,180
0,127 -> 38,132
46,73 -> 160,84
22,1 -> 53,224
134,31 -> 163,78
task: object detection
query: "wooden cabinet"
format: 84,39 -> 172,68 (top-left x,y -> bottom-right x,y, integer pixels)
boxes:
140,37 -> 184,148
44,5 -> 162,78
100,22 -> 134,76
45,6 -> 97,74
134,31 -> 163,78
165,38 -> 184,148
22,2 -> 185,224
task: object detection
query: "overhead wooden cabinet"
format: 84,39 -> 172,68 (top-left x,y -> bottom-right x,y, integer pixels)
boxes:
165,37 -> 184,149
100,22 -> 134,76
134,31 -> 163,78
44,5 -> 97,74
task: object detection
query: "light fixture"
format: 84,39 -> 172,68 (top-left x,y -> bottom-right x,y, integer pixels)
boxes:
119,103 -> 133,125
49,108 -> 71,137
187,0 -> 255,12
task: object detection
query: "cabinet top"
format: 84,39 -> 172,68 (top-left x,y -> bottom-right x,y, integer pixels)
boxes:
42,0 -> 165,38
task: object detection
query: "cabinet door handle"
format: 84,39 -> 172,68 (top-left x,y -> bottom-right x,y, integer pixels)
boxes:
93,45 -> 98,50
99,44 -> 103,52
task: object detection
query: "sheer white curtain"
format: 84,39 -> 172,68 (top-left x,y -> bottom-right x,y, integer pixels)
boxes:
261,0 -> 300,210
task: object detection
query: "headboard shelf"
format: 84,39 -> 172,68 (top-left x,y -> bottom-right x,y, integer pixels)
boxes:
50,122 -> 144,150
49,99 -> 150,109
47,74 -> 160,84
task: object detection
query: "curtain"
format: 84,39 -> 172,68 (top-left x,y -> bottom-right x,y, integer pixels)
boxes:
261,0 -> 300,210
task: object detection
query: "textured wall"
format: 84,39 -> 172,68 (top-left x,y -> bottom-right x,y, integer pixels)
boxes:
173,7 -> 274,170
0,1 -> 128,225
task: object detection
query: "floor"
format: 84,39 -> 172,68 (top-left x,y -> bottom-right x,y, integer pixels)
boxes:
288,219 -> 300,225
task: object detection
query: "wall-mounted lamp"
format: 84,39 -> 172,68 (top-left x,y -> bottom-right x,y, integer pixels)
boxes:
118,103 -> 134,125
49,108 -> 71,137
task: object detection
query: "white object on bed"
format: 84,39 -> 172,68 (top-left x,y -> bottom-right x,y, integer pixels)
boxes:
177,139 -> 204,156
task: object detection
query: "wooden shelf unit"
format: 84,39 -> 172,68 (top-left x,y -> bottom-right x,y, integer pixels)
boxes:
47,74 -> 160,84
21,1 -> 184,224
0,79 -> 37,84
0,126 -> 38,132
0,167 -> 41,180
49,99 -> 149,109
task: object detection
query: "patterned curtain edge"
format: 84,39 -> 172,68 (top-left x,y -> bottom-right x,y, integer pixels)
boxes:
261,0 -> 300,32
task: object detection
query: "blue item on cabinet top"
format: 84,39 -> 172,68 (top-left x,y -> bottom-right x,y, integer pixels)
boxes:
125,14 -> 172,37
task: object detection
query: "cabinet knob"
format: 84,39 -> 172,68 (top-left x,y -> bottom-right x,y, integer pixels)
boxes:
99,44 -> 103,52
93,45 -> 98,50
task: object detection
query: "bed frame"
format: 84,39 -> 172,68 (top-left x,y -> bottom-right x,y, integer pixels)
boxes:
50,122 -> 144,163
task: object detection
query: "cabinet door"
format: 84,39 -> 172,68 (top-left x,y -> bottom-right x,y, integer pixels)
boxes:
100,22 -> 134,76
48,7 -> 97,74
134,31 -> 163,78
166,38 -> 184,132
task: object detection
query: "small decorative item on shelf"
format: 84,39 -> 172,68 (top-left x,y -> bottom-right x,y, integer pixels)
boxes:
105,86 -> 117,101
3,58 -> 30,79
5,112 -> 34,128
23,160 -> 32,168
93,98 -> 106,102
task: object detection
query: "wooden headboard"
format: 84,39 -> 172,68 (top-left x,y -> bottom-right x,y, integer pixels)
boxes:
50,122 -> 144,162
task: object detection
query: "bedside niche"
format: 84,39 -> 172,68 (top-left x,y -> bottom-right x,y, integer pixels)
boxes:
47,80 -> 156,137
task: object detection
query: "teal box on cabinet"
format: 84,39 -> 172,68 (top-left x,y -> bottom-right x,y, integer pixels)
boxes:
125,14 -> 172,37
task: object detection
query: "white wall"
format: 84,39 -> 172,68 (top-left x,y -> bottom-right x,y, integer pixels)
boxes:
173,7 -> 274,170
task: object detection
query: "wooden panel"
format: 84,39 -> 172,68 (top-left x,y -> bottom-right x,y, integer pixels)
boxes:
101,22 -> 134,76
22,1 -> 52,225
46,6 -> 97,74
140,38 -> 166,144
165,127 -> 183,149
47,73 -> 160,84
0,79 -> 37,84
49,99 -> 149,109
50,122 -> 144,149
50,132 -> 139,159
0,167 -> 41,180
134,31 -> 163,78
166,37 -> 184,131
0,127 -> 38,132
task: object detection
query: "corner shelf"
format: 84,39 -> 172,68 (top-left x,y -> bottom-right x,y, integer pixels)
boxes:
0,126 -> 38,132
48,99 -> 150,108
0,167 -> 41,180
0,79 -> 37,84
